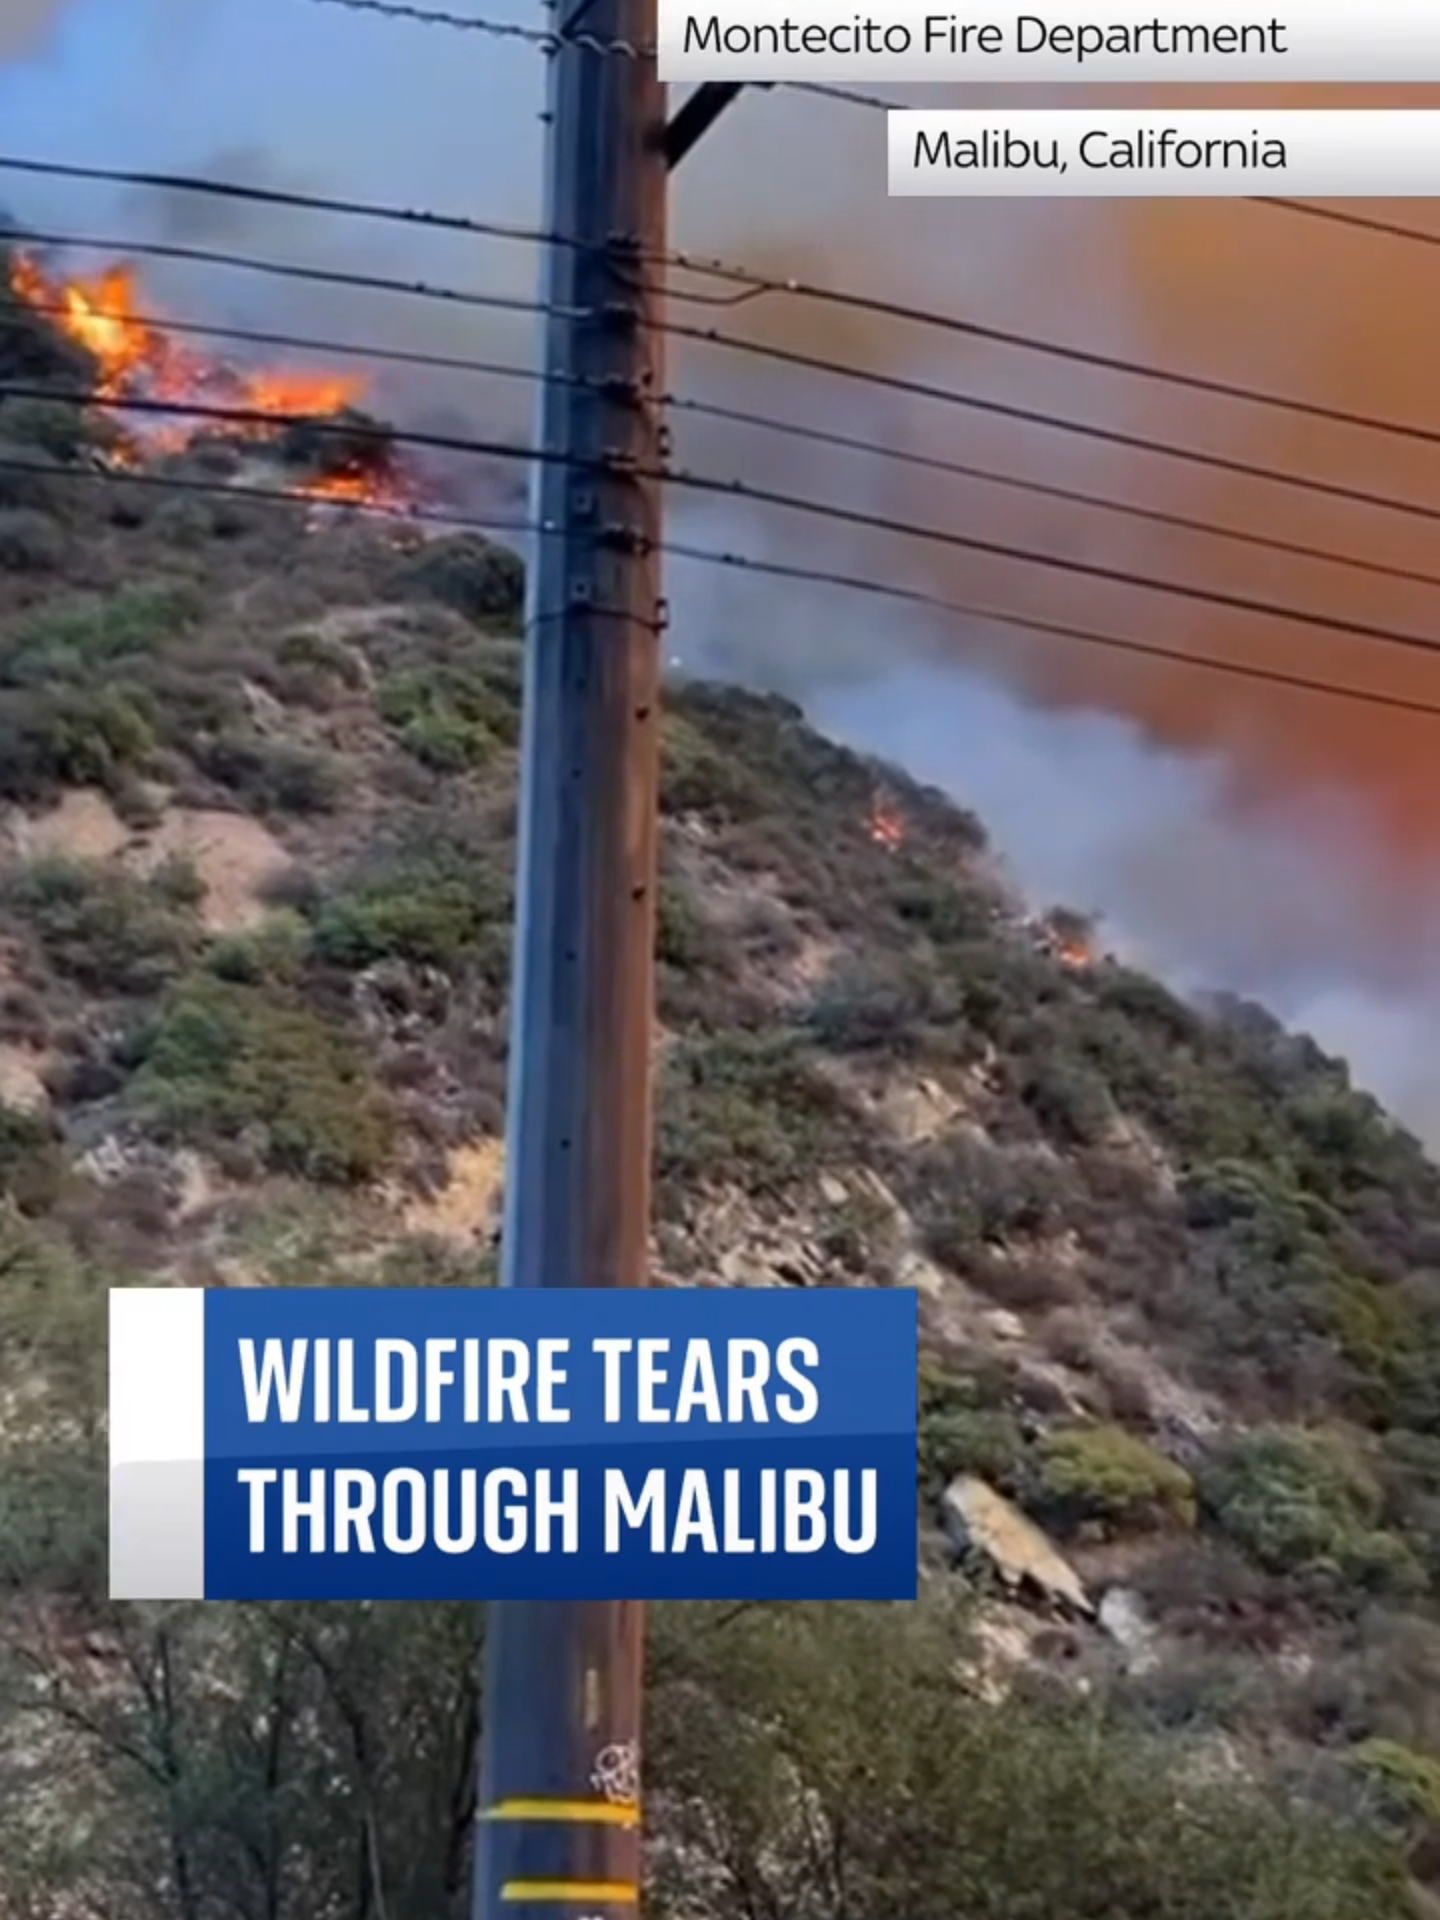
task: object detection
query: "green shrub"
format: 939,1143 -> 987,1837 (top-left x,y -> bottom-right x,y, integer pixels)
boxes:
308,831 -> 512,976
374,1236 -> 499,1289
126,975 -> 392,1184
912,1139 -> 1074,1273
390,534 -> 524,628
1347,1738 -> 1440,1826
1201,1427 -> 1423,1594
806,957 -> 950,1057
377,663 -> 518,771
0,396 -> 97,460
273,625 -> 370,689
648,1598 -> 1406,1920
660,710 -> 772,821
1,582 -> 201,684
0,1101 -> 63,1214
0,507 -> 62,571
654,1029 -> 865,1210
3,857 -> 200,995
1036,1424 -> 1197,1535
193,735 -> 343,815
0,683 -> 156,802
1022,1055 -> 1116,1146
655,875 -> 707,972
917,1374 -> 1029,1505
204,912 -> 310,987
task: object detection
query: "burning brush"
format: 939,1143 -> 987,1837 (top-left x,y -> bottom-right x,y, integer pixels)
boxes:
1031,908 -> 1099,970
1,246 -> 426,514
867,789 -> 906,852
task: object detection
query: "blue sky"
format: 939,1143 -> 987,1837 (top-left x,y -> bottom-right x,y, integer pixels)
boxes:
0,0 -> 548,235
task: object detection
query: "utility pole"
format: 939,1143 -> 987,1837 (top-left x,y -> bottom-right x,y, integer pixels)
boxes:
471,0 -> 666,1914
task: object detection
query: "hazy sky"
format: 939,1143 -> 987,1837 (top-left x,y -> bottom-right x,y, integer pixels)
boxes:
0,0 -> 548,231
8,5 -> 1440,1132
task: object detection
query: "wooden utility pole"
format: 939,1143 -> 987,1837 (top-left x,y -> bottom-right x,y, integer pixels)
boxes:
470,0 -> 666,1917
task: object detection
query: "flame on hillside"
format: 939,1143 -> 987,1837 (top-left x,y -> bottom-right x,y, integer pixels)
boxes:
5,250 -> 422,512
1054,937 -> 1093,969
868,794 -> 906,851
1029,913 -> 1098,971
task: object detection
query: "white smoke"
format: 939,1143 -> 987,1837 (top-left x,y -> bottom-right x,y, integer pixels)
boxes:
0,0 -> 73,61
7,8 -> 1438,1137
666,538 -> 1440,1142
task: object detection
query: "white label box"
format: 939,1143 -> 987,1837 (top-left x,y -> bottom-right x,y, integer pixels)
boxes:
659,0 -> 1440,84
886,110 -> 1440,196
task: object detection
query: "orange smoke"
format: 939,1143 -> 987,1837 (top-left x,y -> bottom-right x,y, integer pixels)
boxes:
698,82 -> 1440,882
1102,84 -> 1440,869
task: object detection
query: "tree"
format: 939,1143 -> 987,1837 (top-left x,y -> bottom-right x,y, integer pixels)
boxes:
644,1597 -> 1407,1920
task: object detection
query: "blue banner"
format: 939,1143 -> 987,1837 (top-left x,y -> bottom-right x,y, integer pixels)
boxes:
108,1286 -> 918,1601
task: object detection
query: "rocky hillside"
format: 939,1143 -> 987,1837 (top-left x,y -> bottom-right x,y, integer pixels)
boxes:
1,296 -> 1439,1917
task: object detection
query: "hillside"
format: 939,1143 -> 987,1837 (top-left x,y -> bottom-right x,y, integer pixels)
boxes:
0,285 -> 1438,1917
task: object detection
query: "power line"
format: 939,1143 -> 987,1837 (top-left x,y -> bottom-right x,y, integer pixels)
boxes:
18,357 -> 1440,670
663,252 -> 1440,454
10,154 -> 1438,458
0,223 -> 554,323
1257,196 -> 1440,251
670,405 -> 1440,597
13,287 -> 1440,599
11,293 -> 542,391
29,375 -> 1440,664
12,218 -> 1440,532
663,459 -> 1440,665
304,0 -> 647,54
8,450 -> 1440,721
309,0 -> 902,108
780,80 -> 905,112
669,317 -> 1440,530
0,154 -> 551,249
0,380 -> 529,467
677,537 -> 1440,723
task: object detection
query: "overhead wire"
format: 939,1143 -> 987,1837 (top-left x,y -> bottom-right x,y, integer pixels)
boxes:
10,217 -> 1440,535
665,319 -> 1440,529
303,0 -> 647,54
6,450 -> 1440,723
0,381 -> 531,467
4,38 -> 1440,700
658,460 -> 1440,667
302,0 -> 909,106
7,156 -> 1440,458
288,1 -> 1440,262
0,223 -> 556,324
12,287 -> 1440,598
20,373 -> 1440,668
9,292 -> 544,391
659,247 -> 1440,454
1255,197 -> 1440,251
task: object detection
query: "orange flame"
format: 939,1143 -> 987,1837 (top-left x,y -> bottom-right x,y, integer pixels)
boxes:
1032,914 -> 1096,969
1054,938 -> 1093,970
868,799 -> 905,851
5,250 -> 416,510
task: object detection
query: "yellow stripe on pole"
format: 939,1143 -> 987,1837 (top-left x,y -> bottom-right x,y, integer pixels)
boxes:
499,1883 -> 638,1905
484,1799 -> 640,1827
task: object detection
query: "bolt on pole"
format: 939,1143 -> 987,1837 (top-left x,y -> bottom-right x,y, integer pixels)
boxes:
471,0 -> 666,1916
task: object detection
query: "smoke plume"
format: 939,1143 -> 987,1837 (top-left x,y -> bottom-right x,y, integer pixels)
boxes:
667,80 -> 1440,1137
0,0 -> 73,61
11,19 -> 1440,1129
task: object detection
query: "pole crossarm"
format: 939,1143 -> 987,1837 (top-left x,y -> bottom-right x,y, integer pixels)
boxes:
658,80 -> 770,167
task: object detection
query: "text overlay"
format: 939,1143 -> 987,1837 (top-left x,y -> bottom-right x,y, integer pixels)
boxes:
887,110 -> 1440,197
108,1285 -> 919,1602
659,0 -> 1440,83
